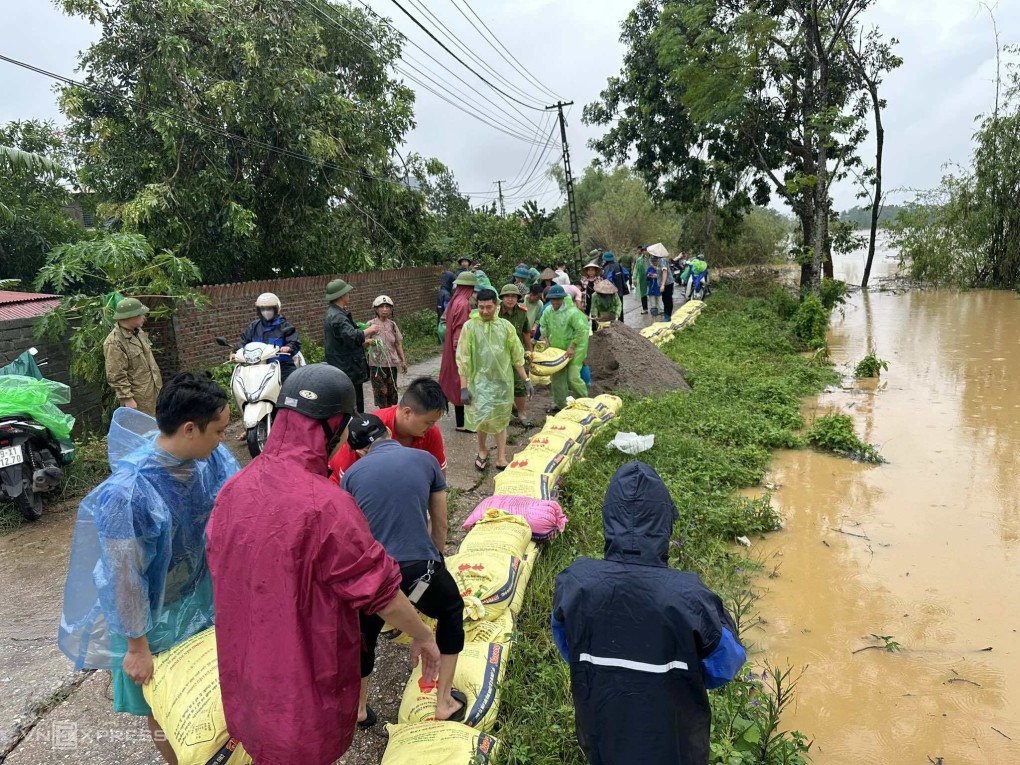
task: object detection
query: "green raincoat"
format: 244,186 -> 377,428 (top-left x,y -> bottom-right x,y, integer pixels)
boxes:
538,302 -> 589,407
589,293 -> 623,323
456,312 -> 525,434
633,254 -> 650,297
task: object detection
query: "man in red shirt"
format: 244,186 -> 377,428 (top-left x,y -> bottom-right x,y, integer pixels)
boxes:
330,376 -> 448,482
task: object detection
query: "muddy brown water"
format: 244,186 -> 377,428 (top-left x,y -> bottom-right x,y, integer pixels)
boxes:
753,248 -> 1020,763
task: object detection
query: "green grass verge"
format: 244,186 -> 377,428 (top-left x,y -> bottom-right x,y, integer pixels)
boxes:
497,282 -> 838,764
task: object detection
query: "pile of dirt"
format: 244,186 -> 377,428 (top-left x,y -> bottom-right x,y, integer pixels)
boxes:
586,321 -> 690,397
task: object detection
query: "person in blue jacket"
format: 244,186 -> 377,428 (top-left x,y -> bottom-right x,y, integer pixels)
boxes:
239,292 -> 301,382
552,461 -> 746,765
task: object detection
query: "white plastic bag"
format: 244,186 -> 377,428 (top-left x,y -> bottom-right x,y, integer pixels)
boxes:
608,432 -> 655,455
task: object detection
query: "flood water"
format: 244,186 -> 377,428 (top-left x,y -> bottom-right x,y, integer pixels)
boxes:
754,247 -> 1020,763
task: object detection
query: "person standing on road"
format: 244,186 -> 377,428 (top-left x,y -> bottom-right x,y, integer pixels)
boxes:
366,295 -> 408,409
601,253 -> 628,321
538,284 -> 589,413
457,288 -> 531,471
341,414 -> 467,725
239,292 -> 301,382
552,462 -> 746,765
58,373 -> 237,765
324,278 -> 380,414
660,253 -> 677,320
103,297 -> 163,416
439,270 -> 477,431
207,365 -> 440,765
499,284 -> 535,428
633,247 -> 651,315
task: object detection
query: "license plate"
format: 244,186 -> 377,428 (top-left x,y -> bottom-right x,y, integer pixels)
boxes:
0,445 -> 24,469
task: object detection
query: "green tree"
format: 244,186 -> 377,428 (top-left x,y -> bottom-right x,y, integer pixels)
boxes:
57,0 -> 423,283
0,121 -> 83,286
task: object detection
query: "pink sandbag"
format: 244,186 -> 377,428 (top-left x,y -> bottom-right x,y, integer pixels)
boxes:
463,495 -> 567,541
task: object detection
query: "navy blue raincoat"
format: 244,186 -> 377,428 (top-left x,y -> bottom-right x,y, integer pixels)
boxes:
552,462 -> 746,765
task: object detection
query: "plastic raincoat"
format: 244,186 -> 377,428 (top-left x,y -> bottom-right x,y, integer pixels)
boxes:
439,284 -> 475,406
0,375 -> 75,440
58,408 -> 239,671
539,302 -> 589,407
589,293 -> 623,324
206,409 -> 402,765
633,254 -> 650,297
456,312 -> 525,434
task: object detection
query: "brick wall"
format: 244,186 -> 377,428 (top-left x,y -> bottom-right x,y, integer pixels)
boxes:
156,266 -> 443,375
0,318 -> 104,434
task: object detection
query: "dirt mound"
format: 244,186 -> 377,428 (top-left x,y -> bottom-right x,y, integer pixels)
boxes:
586,321 -> 690,397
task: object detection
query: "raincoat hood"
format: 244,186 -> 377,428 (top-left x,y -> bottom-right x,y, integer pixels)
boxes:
260,407 -> 333,475
440,270 -> 456,291
602,461 -> 677,567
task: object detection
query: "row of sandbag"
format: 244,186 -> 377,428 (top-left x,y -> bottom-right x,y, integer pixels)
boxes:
380,395 -> 623,764
640,299 -> 705,346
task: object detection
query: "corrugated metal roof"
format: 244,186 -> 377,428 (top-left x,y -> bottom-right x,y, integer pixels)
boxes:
0,291 -> 61,321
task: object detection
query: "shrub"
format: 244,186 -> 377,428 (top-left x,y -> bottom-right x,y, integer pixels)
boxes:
793,295 -> 829,349
854,353 -> 888,378
806,413 -> 884,463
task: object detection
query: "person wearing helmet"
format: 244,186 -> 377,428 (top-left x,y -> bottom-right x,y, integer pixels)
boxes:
207,364 -> 441,765
103,297 -> 163,415
239,292 -> 301,382
366,295 -> 408,409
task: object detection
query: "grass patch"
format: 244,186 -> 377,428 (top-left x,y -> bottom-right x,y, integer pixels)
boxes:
497,282 -> 836,765
398,307 -> 443,366
854,352 -> 888,379
805,413 -> 884,463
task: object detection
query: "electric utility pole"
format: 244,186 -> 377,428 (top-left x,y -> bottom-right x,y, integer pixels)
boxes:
496,180 -> 506,217
545,100 -> 581,271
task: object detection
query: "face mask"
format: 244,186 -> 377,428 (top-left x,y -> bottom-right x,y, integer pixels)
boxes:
260,309 -> 276,321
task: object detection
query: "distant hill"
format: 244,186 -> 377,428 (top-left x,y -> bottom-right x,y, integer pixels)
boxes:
840,204 -> 906,229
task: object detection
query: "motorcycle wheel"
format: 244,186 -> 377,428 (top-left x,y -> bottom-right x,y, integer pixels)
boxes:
246,415 -> 271,458
15,487 -> 43,521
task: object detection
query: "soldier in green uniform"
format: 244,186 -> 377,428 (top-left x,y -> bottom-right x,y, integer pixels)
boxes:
103,298 -> 163,416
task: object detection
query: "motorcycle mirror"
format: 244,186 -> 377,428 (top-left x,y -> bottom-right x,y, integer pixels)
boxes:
28,347 -> 38,356
215,337 -> 229,347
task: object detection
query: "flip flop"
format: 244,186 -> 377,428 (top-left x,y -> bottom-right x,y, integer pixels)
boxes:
495,463 -> 509,472
358,705 -> 378,728
474,454 -> 488,471
518,418 -> 535,428
445,689 -> 468,723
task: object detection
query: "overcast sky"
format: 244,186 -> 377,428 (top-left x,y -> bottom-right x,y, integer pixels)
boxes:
2,0 -> 1017,214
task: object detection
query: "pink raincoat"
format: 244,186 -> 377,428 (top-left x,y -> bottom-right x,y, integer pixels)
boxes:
206,409 -> 401,764
439,283 -> 474,406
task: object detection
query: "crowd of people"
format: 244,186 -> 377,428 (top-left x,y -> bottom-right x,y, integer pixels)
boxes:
70,249 -> 738,765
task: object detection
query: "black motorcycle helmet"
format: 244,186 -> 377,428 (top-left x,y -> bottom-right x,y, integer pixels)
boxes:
278,363 -> 357,419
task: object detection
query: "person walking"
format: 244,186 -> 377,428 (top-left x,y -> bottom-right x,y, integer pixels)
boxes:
341,414 -> 466,724
601,253 -> 628,321
538,285 -> 589,413
103,297 -> 163,416
457,288 -> 532,471
660,253 -> 677,320
439,271 -> 477,431
499,284 -> 535,428
633,247 -> 651,314
366,295 -> 408,409
524,282 -> 544,331
59,374 -> 238,765
324,278 -> 379,414
206,365 -> 440,765
552,462 -> 746,765
238,292 -> 301,382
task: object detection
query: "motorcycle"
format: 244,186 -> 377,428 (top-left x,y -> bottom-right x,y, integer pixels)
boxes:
0,349 -> 75,521
215,338 -> 303,458
685,269 -> 710,301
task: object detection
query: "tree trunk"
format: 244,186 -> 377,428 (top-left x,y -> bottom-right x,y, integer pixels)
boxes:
862,81 -> 884,290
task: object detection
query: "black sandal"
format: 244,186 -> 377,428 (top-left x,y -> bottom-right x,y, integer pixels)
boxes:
445,689 -> 468,723
474,454 -> 488,471
358,705 -> 378,728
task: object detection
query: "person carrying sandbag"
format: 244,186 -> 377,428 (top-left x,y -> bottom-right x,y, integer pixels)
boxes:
206,365 -> 441,765
552,462 -> 746,765
538,285 -> 589,415
341,413 -> 468,725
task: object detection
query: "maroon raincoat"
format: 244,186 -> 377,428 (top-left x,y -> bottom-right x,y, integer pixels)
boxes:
206,409 -> 401,764
439,283 -> 474,407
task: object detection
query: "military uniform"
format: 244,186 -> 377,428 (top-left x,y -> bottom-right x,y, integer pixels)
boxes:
103,325 -> 163,415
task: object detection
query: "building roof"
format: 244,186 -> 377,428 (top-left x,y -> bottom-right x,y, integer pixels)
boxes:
0,290 -> 61,321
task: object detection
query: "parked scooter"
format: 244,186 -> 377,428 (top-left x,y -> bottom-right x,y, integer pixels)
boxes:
215,337 -> 303,458
0,349 -> 75,521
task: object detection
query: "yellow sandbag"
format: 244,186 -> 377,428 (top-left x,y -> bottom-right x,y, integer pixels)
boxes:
526,431 -> 580,459
493,468 -> 557,500
398,642 -> 510,730
549,408 -> 604,433
565,397 -> 612,417
459,509 -> 533,558
529,346 -> 570,376
538,418 -> 587,444
640,322 -> 673,339
142,629 -> 253,765
593,394 -> 623,414
533,373 -> 551,387
382,721 -> 500,765
509,542 -> 540,617
447,551 -> 523,622
465,610 -> 515,644
503,447 -> 572,480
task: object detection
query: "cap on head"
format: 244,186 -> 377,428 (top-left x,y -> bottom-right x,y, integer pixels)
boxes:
372,294 -> 394,308
114,297 -> 149,321
546,284 -> 568,300
512,266 -> 532,279
500,284 -> 520,298
326,279 -> 354,302
602,252 -> 616,263
347,413 -> 389,450
278,363 -> 357,420
454,271 -> 477,288
256,292 -> 281,309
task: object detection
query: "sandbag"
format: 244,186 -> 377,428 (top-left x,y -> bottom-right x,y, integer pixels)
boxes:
142,628 -> 252,765
593,394 -> 623,414
383,722 -> 500,765
549,408 -> 605,433
501,447 -> 572,480
640,321 -> 673,339
463,495 -> 567,541
459,509 -> 533,558
398,642 -> 510,730
526,431 -> 580,458
509,542 -> 540,617
529,345 -> 570,376
493,468 -> 558,500
538,418 -> 587,444
465,610 -> 515,644
565,397 -> 615,421
447,551 -> 523,622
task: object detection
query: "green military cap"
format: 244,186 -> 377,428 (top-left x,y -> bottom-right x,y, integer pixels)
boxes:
113,297 -> 149,320
326,278 -> 354,301
500,284 -> 520,297
453,271 -> 477,288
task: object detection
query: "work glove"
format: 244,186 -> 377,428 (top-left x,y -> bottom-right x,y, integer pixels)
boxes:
461,387 -> 473,405
525,380 -> 535,398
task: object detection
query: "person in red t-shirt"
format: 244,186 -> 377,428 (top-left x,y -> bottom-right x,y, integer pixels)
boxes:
330,377 -> 448,482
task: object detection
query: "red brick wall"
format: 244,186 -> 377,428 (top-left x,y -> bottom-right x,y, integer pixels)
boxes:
153,267 -> 442,375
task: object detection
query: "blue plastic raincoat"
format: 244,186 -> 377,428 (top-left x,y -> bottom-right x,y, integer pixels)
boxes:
57,408 -> 239,670
456,311 -> 525,434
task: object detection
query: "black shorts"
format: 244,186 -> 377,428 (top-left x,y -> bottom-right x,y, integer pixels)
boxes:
360,559 -> 465,677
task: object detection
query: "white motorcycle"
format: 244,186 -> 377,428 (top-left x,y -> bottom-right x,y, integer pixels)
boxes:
215,338 -> 303,457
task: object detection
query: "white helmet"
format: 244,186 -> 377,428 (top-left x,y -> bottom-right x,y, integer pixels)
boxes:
373,295 -> 394,308
255,292 -> 281,310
